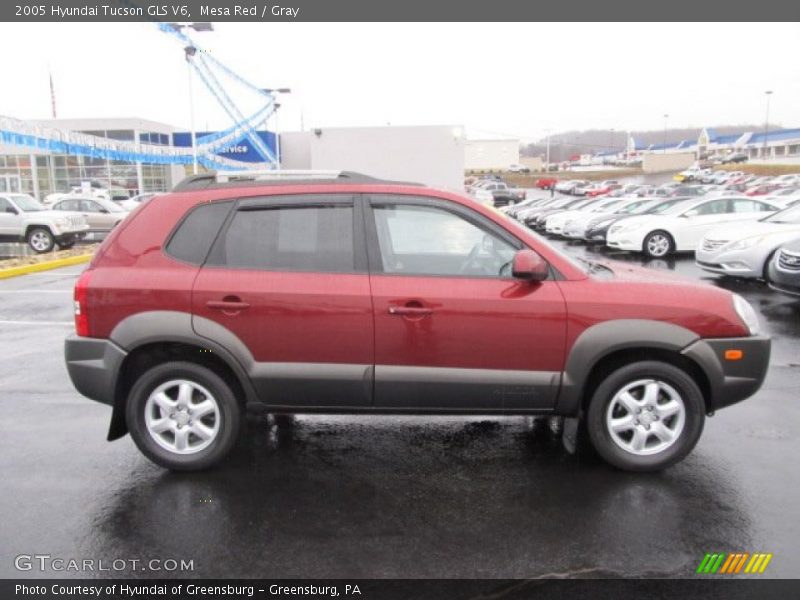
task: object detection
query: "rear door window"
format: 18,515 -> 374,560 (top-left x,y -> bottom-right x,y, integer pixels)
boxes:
209,196 -> 356,273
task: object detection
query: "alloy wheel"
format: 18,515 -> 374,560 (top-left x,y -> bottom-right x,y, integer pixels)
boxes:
605,378 -> 686,456
144,379 -> 220,455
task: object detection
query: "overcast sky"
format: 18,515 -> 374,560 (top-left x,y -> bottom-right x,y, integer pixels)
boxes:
1,22 -> 798,141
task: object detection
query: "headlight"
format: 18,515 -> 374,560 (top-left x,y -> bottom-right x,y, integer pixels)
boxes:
733,294 -> 760,335
727,236 -> 765,251
619,222 -> 644,233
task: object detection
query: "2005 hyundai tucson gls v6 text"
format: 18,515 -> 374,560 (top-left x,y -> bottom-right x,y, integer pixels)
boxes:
64,171 -> 770,472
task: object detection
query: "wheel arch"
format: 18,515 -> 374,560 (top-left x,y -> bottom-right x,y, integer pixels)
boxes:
555,320 -> 713,416
24,223 -> 54,237
107,311 -> 257,441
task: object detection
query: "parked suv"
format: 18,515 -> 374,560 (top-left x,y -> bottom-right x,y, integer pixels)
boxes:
0,193 -> 88,253
65,171 -> 771,472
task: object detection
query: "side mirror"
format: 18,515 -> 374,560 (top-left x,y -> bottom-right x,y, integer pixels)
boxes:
512,249 -> 549,281
99,208 -> 109,214
5,206 -> 18,214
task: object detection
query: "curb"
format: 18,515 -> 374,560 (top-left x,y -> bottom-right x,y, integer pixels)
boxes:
0,254 -> 92,280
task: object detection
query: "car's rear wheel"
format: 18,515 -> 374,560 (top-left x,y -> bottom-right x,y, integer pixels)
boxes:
126,361 -> 241,471
27,227 -> 55,253
643,230 -> 674,258
586,361 -> 705,471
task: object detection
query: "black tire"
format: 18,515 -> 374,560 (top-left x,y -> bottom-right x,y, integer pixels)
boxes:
586,361 -> 705,472
27,227 -> 55,253
126,361 -> 241,471
642,230 -> 675,258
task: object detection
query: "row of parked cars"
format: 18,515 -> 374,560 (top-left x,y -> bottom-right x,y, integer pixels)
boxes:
500,177 -> 800,299
0,189 -> 158,253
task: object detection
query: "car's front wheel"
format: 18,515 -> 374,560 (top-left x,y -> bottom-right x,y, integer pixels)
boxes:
126,362 -> 241,471
27,227 -> 55,253
586,361 -> 705,471
643,230 -> 674,258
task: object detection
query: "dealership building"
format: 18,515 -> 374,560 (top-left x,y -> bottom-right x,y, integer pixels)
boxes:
0,118 -> 466,199
0,118 -> 184,199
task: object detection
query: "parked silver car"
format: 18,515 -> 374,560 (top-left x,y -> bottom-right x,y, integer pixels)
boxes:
52,196 -> 129,233
696,200 -> 800,279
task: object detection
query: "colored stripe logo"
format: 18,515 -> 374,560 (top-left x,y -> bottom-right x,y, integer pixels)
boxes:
696,552 -> 773,574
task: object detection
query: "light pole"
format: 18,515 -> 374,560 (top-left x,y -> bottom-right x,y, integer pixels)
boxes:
184,45 -> 198,174
663,114 -> 669,154
763,90 -> 773,161
263,88 -> 291,168
609,128 -> 615,162
545,128 -> 551,171
169,22 -> 214,174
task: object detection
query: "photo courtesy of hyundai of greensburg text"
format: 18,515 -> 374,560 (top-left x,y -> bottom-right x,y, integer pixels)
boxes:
0,2 -> 799,598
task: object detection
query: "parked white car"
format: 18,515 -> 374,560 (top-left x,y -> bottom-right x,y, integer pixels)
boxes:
117,192 -> 158,211
471,181 -> 509,205
762,188 -> 800,207
554,180 -> 588,194
0,193 -> 89,253
771,174 -> 800,187
606,196 -> 782,258
545,197 -> 624,236
561,197 -> 657,239
696,202 -> 800,279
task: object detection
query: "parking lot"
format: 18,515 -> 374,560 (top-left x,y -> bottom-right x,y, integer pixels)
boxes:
1,233 -> 799,579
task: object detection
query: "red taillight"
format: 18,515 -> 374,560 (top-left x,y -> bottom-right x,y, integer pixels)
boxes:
74,269 -> 92,337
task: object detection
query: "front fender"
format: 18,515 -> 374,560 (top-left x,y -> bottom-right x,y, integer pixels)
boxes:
555,319 -> 700,416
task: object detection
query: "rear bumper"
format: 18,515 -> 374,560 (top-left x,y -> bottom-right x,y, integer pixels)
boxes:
681,335 -> 771,411
64,335 -> 127,407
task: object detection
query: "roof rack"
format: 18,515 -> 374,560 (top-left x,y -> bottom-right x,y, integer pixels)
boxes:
172,170 -> 423,192
216,169 -> 343,183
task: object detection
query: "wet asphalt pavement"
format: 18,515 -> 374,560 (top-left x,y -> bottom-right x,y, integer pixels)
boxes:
1,223 -> 799,580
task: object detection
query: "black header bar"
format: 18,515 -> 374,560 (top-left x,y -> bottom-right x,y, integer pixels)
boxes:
3,0 -> 800,22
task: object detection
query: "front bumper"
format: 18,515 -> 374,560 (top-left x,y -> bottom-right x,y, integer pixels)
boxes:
64,334 -> 127,407
767,261 -> 800,297
606,233 -> 642,251
584,228 -> 608,242
695,248 -> 763,278
681,335 -> 771,411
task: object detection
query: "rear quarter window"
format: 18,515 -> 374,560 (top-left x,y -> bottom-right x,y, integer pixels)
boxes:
166,201 -> 232,265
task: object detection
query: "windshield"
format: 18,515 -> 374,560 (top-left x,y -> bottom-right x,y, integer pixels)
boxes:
640,198 -> 687,214
567,198 -> 594,209
593,199 -> 623,211
10,194 -> 45,212
100,200 -> 125,213
615,199 -> 651,214
763,203 -> 800,224
653,198 -> 704,216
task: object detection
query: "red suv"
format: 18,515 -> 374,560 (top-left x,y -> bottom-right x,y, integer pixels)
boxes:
65,171 -> 770,472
